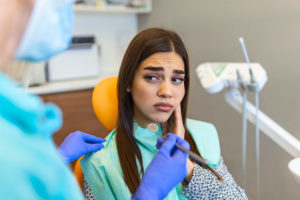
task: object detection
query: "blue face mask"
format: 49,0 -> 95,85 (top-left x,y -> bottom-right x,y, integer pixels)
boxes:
14,0 -> 75,62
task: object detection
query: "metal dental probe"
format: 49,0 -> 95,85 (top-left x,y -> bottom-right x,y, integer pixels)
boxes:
148,123 -> 223,182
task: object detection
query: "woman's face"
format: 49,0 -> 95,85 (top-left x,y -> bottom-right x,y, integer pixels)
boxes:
130,51 -> 185,128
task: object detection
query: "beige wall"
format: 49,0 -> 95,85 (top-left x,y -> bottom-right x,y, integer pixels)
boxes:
138,0 -> 300,199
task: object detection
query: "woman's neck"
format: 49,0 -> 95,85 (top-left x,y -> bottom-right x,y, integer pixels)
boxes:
134,117 -> 160,130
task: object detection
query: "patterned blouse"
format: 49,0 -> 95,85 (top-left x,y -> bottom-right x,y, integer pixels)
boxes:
83,157 -> 247,200
182,158 -> 247,200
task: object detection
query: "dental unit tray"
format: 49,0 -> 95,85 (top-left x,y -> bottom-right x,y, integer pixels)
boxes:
196,62 -> 268,94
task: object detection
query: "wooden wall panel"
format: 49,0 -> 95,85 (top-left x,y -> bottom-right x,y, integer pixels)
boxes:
41,89 -> 110,147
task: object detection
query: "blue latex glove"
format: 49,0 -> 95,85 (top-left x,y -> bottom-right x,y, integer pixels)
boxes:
58,131 -> 106,163
132,133 -> 190,200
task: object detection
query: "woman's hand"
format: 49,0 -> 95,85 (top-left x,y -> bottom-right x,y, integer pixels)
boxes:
166,105 -> 194,179
186,158 -> 194,180
169,105 -> 185,139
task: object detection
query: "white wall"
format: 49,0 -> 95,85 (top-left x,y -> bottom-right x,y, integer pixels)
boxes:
138,1 -> 300,199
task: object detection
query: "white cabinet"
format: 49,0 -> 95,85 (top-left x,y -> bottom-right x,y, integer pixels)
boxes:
73,0 -> 152,13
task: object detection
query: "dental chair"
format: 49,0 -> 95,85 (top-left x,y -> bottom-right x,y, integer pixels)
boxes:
73,77 -> 118,189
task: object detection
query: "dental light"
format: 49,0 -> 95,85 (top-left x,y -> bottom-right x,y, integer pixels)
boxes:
196,38 -> 300,198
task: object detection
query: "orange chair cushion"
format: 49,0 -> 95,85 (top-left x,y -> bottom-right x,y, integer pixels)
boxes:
73,156 -> 84,189
92,77 -> 118,131
73,77 -> 118,189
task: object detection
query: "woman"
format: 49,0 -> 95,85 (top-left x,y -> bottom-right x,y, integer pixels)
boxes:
81,28 -> 247,200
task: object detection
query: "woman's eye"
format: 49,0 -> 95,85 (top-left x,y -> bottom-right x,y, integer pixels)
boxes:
144,75 -> 159,81
172,77 -> 184,84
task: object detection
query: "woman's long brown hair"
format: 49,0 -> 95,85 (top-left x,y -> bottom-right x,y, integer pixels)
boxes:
116,28 -> 204,194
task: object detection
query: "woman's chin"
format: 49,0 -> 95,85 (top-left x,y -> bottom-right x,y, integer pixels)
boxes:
150,114 -> 171,124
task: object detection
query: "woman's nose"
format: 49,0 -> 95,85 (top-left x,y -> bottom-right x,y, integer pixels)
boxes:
157,81 -> 172,98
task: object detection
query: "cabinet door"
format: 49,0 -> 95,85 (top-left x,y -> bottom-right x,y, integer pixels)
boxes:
41,89 -> 109,147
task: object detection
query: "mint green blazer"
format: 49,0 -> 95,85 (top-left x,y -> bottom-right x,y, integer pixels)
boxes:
81,118 -> 221,200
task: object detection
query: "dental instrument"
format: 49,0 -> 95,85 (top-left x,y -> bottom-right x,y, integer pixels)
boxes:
238,37 -> 261,200
238,38 -> 256,87
236,69 -> 248,189
147,123 -> 224,182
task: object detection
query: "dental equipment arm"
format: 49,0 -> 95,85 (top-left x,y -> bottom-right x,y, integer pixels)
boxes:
197,62 -> 300,157
225,89 -> 300,158
197,62 -> 300,189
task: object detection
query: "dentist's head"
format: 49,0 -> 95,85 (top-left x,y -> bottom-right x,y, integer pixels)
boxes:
0,0 -> 75,68
0,0 -> 34,68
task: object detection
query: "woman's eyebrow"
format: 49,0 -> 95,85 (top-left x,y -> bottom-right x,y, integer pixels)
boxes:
143,66 -> 185,75
173,69 -> 185,75
144,66 -> 164,71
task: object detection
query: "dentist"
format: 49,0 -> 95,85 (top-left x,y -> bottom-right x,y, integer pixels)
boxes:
0,0 -> 190,199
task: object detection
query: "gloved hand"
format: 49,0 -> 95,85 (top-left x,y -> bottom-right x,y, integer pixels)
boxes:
132,133 -> 190,200
58,131 -> 106,163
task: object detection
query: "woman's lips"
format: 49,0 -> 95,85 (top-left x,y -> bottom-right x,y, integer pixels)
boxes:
154,103 -> 173,112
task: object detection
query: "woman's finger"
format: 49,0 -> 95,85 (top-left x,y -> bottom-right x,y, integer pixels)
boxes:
173,105 -> 185,139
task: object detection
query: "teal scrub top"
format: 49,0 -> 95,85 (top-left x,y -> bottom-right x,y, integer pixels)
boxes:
0,72 -> 84,200
81,119 -> 221,200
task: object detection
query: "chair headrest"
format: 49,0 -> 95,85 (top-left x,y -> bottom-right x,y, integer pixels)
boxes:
92,77 -> 118,131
